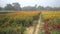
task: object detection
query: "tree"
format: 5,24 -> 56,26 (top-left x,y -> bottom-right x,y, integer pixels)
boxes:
12,3 -> 21,10
0,7 -> 2,10
37,6 -> 44,10
4,4 -> 14,10
45,6 -> 53,10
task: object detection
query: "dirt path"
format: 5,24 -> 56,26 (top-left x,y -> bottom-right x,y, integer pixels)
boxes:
26,21 -> 37,34
34,17 -> 42,34
26,16 -> 42,34
26,26 -> 34,34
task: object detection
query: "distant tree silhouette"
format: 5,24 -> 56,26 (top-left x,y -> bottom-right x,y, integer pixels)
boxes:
3,3 -> 60,11
12,3 -> 21,10
22,5 -> 37,11
0,7 -> 2,10
4,4 -> 14,10
37,6 -> 44,10
4,3 -> 22,11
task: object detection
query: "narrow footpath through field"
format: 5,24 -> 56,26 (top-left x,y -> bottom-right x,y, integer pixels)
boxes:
34,18 -> 41,34
27,15 -> 42,34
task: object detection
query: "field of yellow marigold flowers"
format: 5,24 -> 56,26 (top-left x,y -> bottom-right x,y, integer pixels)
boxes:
0,10 -> 60,34
0,11 -> 40,34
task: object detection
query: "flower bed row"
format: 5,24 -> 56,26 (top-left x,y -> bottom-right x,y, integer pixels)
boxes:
44,19 -> 60,34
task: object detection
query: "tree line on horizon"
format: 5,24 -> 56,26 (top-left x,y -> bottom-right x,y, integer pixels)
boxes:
0,2 -> 60,11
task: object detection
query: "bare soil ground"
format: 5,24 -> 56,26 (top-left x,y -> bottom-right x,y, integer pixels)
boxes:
26,21 -> 37,34
26,17 -> 42,34
34,19 -> 41,34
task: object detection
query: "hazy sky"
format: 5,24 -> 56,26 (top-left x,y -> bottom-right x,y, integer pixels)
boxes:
0,0 -> 60,7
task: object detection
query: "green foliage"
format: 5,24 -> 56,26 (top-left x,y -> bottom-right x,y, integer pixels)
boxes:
0,12 -> 40,34
42,14 -> 60,34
